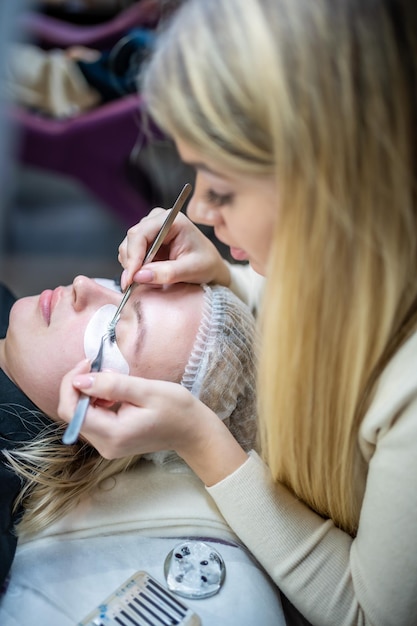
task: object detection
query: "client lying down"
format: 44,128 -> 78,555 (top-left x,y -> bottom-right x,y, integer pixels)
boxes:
0,277 -> 284,626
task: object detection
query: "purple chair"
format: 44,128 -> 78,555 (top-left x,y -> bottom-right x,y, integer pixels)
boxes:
9,1 -> 164,226
19,0 -> 161,50
9,94 -> 155,226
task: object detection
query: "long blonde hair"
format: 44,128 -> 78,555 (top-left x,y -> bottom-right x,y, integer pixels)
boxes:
144,0 -> 417,534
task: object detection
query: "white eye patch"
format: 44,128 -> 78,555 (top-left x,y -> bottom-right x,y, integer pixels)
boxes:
84,304 -> 130,374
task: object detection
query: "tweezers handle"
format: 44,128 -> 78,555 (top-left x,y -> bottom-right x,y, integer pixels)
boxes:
109,182 -> 192,327
62,394 -> 91,445
142,182 -> 192,264
62,335 -> 105,445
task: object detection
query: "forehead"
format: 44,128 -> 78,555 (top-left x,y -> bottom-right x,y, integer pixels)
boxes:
123,282 -> 205,380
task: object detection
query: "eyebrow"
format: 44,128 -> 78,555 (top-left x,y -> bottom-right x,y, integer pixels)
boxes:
132,297 -> 145,356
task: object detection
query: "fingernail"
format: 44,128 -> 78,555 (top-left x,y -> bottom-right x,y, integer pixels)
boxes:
73,375 -> 95,389
136,268 -> 154,283
121,269 -> 128,291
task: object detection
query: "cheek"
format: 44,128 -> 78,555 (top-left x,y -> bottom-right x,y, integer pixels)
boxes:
8,299 -> 86,370
245,200 -> 277,258
21,371 -> 60,419
6,301 -> 89,417
11,331 -> 85,417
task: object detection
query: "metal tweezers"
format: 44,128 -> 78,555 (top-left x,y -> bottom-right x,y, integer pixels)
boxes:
62,183 -> 192,445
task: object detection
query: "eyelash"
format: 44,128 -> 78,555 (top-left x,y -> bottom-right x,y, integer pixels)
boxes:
108,327 -> 117,344
204,189 -> 234,208
108,319 -> 119,344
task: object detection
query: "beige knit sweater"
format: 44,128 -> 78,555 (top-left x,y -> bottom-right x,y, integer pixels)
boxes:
213,264 -> 417,626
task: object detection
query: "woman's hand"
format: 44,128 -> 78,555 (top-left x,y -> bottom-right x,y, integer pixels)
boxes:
118,209 -> 231,291
58,361 -> 248,485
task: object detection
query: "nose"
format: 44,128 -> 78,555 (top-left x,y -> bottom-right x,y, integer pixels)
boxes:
72,275 -> 121,312
186,174 -> 222,227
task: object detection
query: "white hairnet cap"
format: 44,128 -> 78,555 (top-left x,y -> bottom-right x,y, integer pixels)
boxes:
180,284 -> 258,452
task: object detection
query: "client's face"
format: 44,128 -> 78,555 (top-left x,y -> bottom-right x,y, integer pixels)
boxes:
1,277 -> 203,419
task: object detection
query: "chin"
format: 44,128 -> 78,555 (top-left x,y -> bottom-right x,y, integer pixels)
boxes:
249,260 -> 266,276
9,296 -> 34,327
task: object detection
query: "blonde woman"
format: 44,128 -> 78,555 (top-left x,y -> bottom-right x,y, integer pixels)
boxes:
58,0 -> 417,624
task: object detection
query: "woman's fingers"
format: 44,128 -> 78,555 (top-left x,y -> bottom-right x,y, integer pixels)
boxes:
118,210 -> 229,289
118,208 -> 174,288
59,367 -> 144,422
58,362 -> 245,480
58,366 -> 196,457
72,370 -> 150,405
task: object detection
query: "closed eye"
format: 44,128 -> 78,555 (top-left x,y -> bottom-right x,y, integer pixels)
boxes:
108,324 -> 117,344
109,297 -> 144,355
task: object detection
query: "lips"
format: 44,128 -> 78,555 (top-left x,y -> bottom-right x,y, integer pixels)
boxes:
39,289 -> 53,325
229,247 -> 249,262
39,287 -> 63,325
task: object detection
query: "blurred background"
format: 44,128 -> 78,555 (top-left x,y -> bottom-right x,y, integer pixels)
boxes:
0,0 -> 228,298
